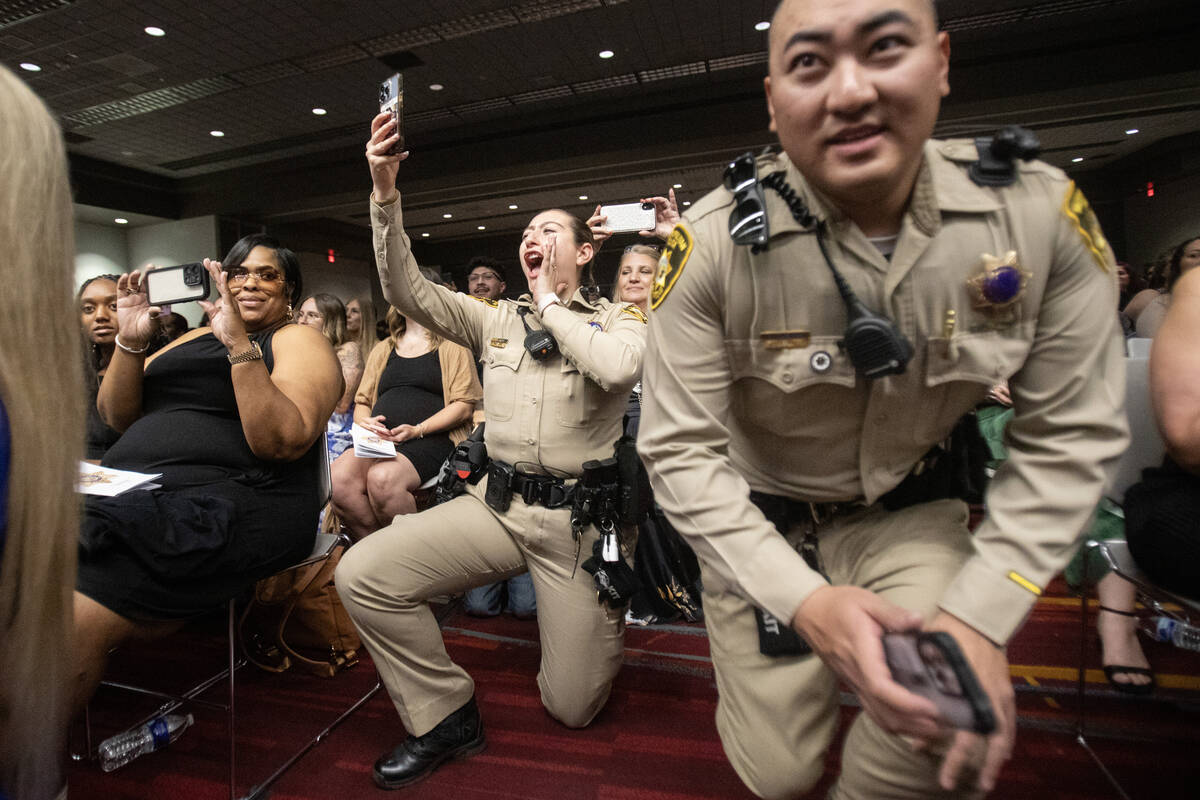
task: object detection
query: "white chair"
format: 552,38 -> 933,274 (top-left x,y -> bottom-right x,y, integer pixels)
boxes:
1075,356 -> 1189,800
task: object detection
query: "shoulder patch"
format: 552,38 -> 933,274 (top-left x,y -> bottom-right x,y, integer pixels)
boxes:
468,295 -> 499,308
651,225 -> 693,310
619,304 -> 648,324
1062,182 -> 1112,272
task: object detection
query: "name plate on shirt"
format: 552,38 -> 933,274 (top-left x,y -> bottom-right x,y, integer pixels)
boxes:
760,330 -> 811,350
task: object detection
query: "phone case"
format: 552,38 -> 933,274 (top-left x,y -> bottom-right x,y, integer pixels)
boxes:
379,73 -> 404,155
145,263 -> 210,306
882,632 -> 996,734
600,202 -> 655,234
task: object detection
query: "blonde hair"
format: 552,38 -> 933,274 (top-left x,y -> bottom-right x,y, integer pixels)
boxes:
347,295 -> 378,365
0,66 -> 84,799
385,306 -> 442,350
614,245 -> 660,304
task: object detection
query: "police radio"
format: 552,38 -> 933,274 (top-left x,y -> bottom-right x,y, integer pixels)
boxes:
725,153 -> 912,379
517,306 -> 558,360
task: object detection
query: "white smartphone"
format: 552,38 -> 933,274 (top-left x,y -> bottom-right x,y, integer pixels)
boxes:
145,262 -> 210,306
600,201 -> 655,234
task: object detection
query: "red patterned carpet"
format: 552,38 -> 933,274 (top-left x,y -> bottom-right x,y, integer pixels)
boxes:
69,586 -> 1200,800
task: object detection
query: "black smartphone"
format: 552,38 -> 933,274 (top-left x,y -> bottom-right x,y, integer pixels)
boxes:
378,73 -> 404,155
144,262 -> 210,306
599,201 -> 655,234
882,631 -> 996,734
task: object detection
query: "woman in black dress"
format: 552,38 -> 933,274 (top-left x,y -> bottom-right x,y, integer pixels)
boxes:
330,303 -> 481,539
78,274 -> 123,461
72,234 -> 343,711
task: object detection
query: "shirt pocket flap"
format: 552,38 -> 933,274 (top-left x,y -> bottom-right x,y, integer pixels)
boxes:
925,332 -> 1030,388
726,335 -> 856,391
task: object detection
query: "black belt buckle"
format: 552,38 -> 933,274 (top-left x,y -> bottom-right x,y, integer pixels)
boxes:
519,475 -> 542,506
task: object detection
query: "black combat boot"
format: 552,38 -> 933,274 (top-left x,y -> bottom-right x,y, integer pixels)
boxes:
372,697 -> 486,789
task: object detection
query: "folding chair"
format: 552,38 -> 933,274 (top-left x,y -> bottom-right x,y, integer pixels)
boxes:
81,437 -> 356,800
1073,356 -> 1186,799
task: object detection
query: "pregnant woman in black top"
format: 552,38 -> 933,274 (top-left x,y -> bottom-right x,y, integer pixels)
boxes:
331,304 -> 480,540
72,234 -> 342,712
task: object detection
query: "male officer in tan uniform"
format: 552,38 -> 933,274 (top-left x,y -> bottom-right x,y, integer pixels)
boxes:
337,113 -> 647,789
638,0 -> 1128,797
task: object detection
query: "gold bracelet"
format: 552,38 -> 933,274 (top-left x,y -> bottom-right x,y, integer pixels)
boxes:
114,335 -> 148,355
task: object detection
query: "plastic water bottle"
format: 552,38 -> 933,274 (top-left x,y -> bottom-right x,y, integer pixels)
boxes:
1149,616 -> 1200,652
98,713 -> 194,772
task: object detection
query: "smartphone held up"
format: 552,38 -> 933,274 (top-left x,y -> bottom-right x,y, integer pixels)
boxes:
378,73 -> 405,155
600,201 -> 655,234
145,262 -> 210,307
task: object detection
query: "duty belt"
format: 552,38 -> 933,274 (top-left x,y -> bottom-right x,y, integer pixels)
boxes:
510,469 -> 575,509
748,491 -> 864,530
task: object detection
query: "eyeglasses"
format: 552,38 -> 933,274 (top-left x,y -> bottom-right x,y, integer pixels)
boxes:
468,271 -> 502,282
226,265 -> 283,286
724,153 -> 769,248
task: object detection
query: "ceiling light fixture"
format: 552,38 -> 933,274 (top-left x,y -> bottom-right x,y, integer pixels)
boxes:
673,183 -> 682,189
1071,157 -> 1084,163
1125,128 -> 1139,135
19,62 -> 41,72
144,26 -> 165,37
579,194 -> 588,200
508,204 -> 518,210
478,225 -> 486,231
683,201 -> 691,206
114,218 -> 129,225
755,21 -> 771,31
429,83 -> 444,91
210,130 -> 225,137
421,232 -> 430,237
312,107 -> 327,115
443,213 -> 453,219
599,50 -> 614,59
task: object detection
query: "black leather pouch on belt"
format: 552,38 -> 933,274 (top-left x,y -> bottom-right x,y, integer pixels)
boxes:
749,491 -> 819,658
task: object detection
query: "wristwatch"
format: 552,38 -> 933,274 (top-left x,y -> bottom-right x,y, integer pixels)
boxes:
227,341 -> 263,364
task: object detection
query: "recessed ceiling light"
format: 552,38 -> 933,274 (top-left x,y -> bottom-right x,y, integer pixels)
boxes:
683,201 -> 691,206
1125,128 -> 1139,135
144,26 -> 165,37
477,225 -> 486,231
508,204 -> 518,210
755,21 -> 771,31
1071,157 -> 1084,163
421,232 -> 430,238
673,183 -> 682,189
429,83 -> 444,91
210,130 -> 225,137
114,218 -> 129,225
579,194 -> 588,200
19,62 -> 41,72
599,50 -> 614,59
312,107 -> 327,115
442,213 -> 452,219
120,150 -> 134,156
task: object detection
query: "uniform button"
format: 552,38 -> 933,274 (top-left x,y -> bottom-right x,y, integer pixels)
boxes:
781,372 -> 793,384
527,438 -> 536,445
531,397 -> 537,405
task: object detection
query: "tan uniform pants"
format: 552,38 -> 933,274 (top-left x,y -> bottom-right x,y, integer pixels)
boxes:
705,499 -> 983,800
334,479 -> 626,737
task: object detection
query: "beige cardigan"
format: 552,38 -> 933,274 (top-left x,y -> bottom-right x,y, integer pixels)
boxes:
355,338 -> 482,445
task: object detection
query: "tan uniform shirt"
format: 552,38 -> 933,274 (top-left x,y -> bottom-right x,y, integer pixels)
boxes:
371,196 -> 647,477
638,141 -> 1129,645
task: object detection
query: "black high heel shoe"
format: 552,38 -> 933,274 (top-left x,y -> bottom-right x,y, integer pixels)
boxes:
1098,605 -> 1156,696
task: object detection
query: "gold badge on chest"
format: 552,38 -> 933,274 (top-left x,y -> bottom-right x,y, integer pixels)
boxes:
966,250 -> 1030,325
760,330 -> 811,349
